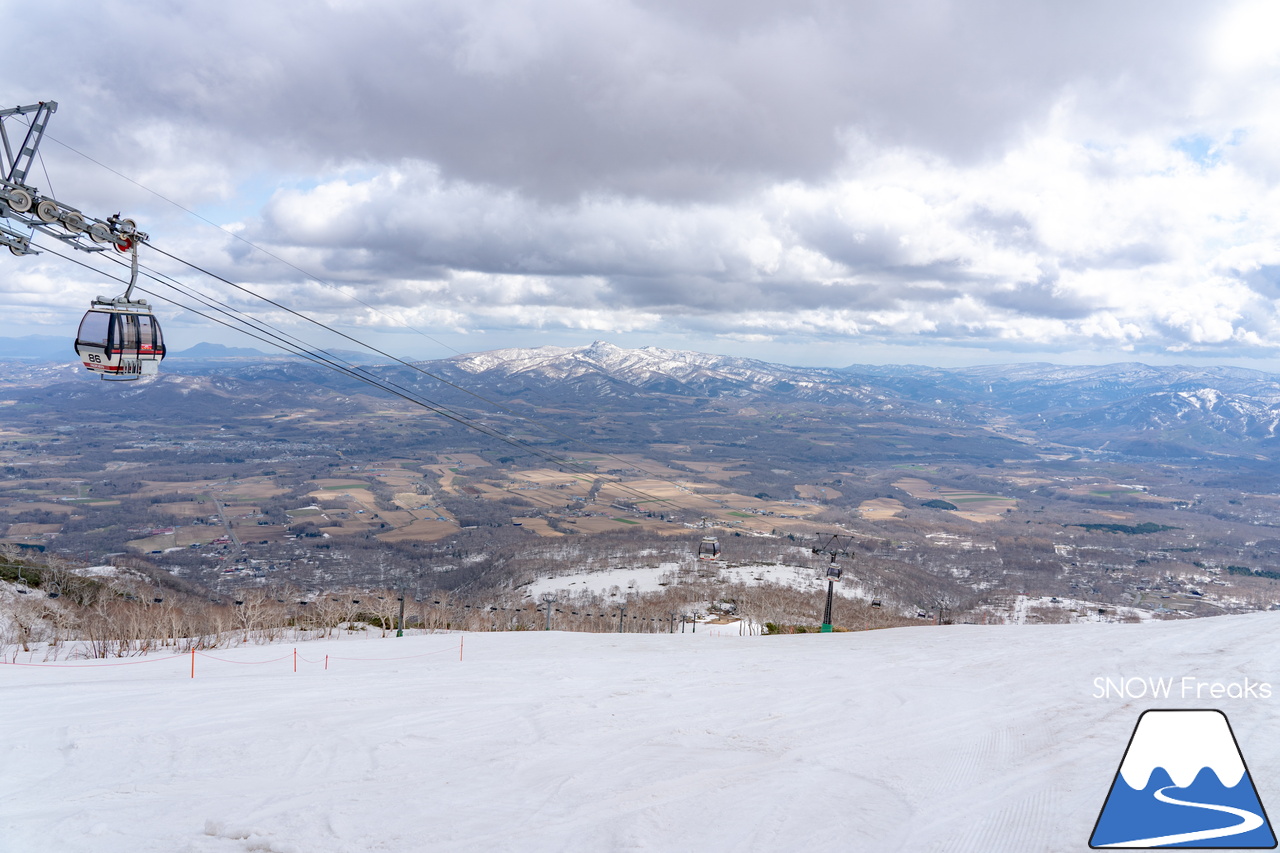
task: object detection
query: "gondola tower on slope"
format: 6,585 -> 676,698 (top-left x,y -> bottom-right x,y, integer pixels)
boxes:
0,100 -> 164,380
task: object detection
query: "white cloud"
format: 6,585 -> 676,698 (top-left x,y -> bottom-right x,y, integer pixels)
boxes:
1211,0 -> 1280,72
219,98 -> 1280,358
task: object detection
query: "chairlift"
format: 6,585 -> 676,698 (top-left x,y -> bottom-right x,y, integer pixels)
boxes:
871,599 -> 882,608
696,536 -> 721,561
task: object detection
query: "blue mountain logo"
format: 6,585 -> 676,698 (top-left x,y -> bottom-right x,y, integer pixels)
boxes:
1091,709 -> 1276,848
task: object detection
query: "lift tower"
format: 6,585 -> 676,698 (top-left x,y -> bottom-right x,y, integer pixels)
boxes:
811,533 -> 857,633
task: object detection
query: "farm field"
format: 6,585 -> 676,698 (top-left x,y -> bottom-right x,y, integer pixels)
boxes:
893,477 -> 1017,522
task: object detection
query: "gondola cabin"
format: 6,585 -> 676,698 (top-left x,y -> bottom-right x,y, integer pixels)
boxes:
75,298 -> 165,380
696,536 -> 721,561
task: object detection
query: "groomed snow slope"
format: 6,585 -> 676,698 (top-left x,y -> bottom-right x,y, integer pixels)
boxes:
5,615 -> 1280,852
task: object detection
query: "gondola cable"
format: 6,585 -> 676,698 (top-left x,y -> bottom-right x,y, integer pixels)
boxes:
143,242 -> 702,495
18,116 -> 717,507
39,239 -> 547,443
9,99 -> 858,560
5,107 -> 741,526
36,238 -> 688,513
43,244 -> 589,463
96,253 -> 862,557
31,123 -> 467,357
44,231 -> 861,568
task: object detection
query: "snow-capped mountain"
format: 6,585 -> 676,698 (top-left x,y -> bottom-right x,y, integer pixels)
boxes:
435,340 -> 885,404
1052,387 -> 1280,439
846,361 -> 1280,413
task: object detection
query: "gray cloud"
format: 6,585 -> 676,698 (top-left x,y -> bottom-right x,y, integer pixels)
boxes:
11,0 -> 1222,202
980,275 -> 1095,320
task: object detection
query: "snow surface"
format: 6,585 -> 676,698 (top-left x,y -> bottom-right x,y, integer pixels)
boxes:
523,562 -> 876,602
6,614 -> 1280,851
994,594 -> 1153,625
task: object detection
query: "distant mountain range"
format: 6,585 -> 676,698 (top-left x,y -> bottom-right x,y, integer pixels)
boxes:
422,341 -> 1280,439
436,340 -> 875,403
166,342 -> 271,359
6,337 -> 1280,458
0,335 -> 72,361
407,342 -> 1280,455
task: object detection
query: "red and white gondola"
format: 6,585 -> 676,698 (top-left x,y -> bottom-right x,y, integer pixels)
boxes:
73,236 -> 165,381
74,296 -> 166,380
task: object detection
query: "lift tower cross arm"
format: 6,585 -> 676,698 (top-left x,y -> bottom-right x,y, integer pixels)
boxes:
0,99 -> 146,259
811,533 -> 858,561
0,100 -> 57,185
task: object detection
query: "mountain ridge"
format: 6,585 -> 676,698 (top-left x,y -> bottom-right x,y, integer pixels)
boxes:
8,339 -> 1280,458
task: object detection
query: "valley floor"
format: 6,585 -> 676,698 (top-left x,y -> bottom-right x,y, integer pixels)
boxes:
4,615 -> 1280,852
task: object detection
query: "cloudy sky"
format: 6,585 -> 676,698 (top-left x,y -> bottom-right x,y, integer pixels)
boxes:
5,0 -> 1280,368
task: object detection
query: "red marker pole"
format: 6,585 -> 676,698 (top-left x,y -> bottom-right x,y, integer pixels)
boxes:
324,654 -> 329,671
190,648 -> 195,679
293,648 -> 297,673
459,636 -> 464,662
